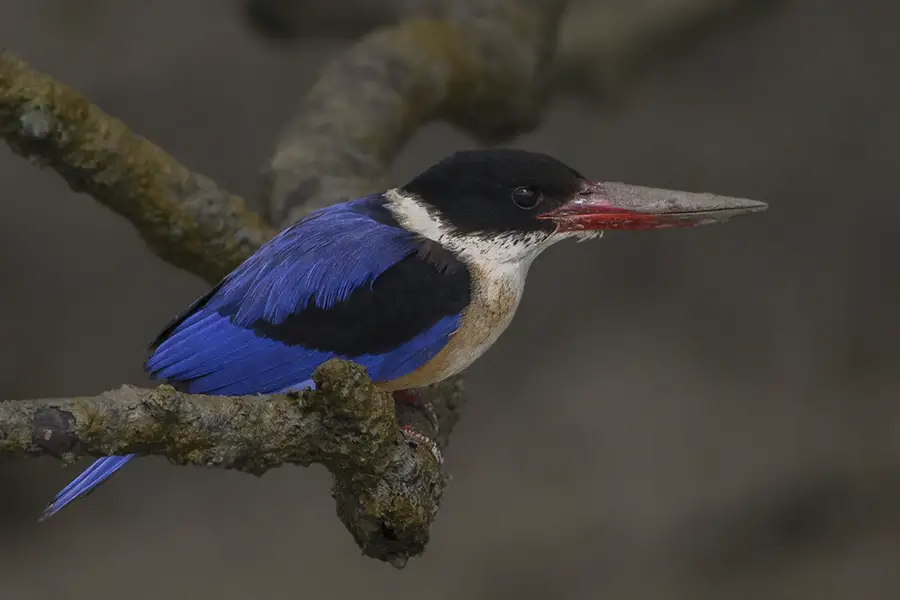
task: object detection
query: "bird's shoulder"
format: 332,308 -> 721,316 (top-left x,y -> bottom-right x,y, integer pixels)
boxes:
149,194 -> 472,356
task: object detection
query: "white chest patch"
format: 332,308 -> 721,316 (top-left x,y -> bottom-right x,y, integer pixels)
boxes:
443,260 -> 527,371
379,189 -> 547,390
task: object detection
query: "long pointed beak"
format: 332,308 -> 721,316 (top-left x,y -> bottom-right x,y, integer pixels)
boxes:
537,180 -> 768,231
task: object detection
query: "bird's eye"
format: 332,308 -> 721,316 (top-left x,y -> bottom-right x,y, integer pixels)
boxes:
511,186 -> 542,210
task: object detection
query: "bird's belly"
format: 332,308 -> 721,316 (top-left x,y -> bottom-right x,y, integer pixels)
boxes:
380,267 -> 524,391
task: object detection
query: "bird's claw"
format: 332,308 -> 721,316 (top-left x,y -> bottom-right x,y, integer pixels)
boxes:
393,389 -> 443,464
421,401 -> 440,432
400,425 -> 444,465
392,388 -> 441,432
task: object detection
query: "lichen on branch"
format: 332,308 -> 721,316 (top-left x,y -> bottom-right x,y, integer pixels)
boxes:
0,360 -> 448,565
0,49 -> 275,284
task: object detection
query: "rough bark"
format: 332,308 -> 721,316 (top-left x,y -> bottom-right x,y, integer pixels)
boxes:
0,49 -> 275,283
1,360 -> 451,566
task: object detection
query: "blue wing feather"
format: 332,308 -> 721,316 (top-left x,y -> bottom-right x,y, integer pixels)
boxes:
42,194 -> 467,519
144,194 -> 462,394
213,196 -> 416,326
40,455 -> 136,521
147,308 -> 460,396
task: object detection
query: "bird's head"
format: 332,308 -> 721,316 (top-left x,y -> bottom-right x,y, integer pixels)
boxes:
388,149 -> 767,266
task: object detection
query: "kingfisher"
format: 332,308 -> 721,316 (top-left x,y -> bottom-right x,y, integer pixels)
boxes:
41,149 -> 766,519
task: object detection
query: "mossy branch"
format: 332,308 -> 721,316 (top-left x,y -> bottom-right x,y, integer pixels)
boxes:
0,49 -> 276,283
1,359 -> 456,566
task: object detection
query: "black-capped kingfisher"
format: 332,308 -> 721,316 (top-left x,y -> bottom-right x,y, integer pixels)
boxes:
41,148 -> 767,519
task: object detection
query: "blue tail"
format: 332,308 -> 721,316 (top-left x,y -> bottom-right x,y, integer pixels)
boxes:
39,382 -> 314,521
39,454 -> 137,521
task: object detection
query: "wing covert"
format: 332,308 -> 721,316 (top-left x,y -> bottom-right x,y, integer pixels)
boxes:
145,195 -> 471,395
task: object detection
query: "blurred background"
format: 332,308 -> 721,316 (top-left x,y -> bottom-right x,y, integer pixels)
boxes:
1,0 -> 899,598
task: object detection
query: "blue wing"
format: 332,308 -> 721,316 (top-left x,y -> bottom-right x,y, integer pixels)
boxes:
145,194 -> 470,395
41,195 -> 470,520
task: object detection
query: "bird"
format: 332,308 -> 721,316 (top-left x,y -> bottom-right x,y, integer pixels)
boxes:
40,148 -> 767,519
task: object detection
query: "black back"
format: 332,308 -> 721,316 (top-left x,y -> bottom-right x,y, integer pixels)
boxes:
247,242 -> 470,356
150,197 -> 472,359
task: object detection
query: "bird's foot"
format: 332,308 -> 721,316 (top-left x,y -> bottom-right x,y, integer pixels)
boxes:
393,389 -> 443,465
400,425 -> 443,465
392,389 -> 440,431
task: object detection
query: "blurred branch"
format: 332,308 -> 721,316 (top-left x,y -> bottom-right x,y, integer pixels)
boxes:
554,0 -> 784,102
0,49 -> 274,283
0,360 -> 451,566
264,1 -> 567,224
245,0 -> 421,40
679,462 -> 900,579
245,0 -> 782,112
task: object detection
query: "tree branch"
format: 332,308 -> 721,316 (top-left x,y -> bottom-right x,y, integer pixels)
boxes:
0,48 -> 463,567
264,0 -> 567,225
244,0 -> 783,107
0,360 -> 445,566
0,49 -> 275,283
